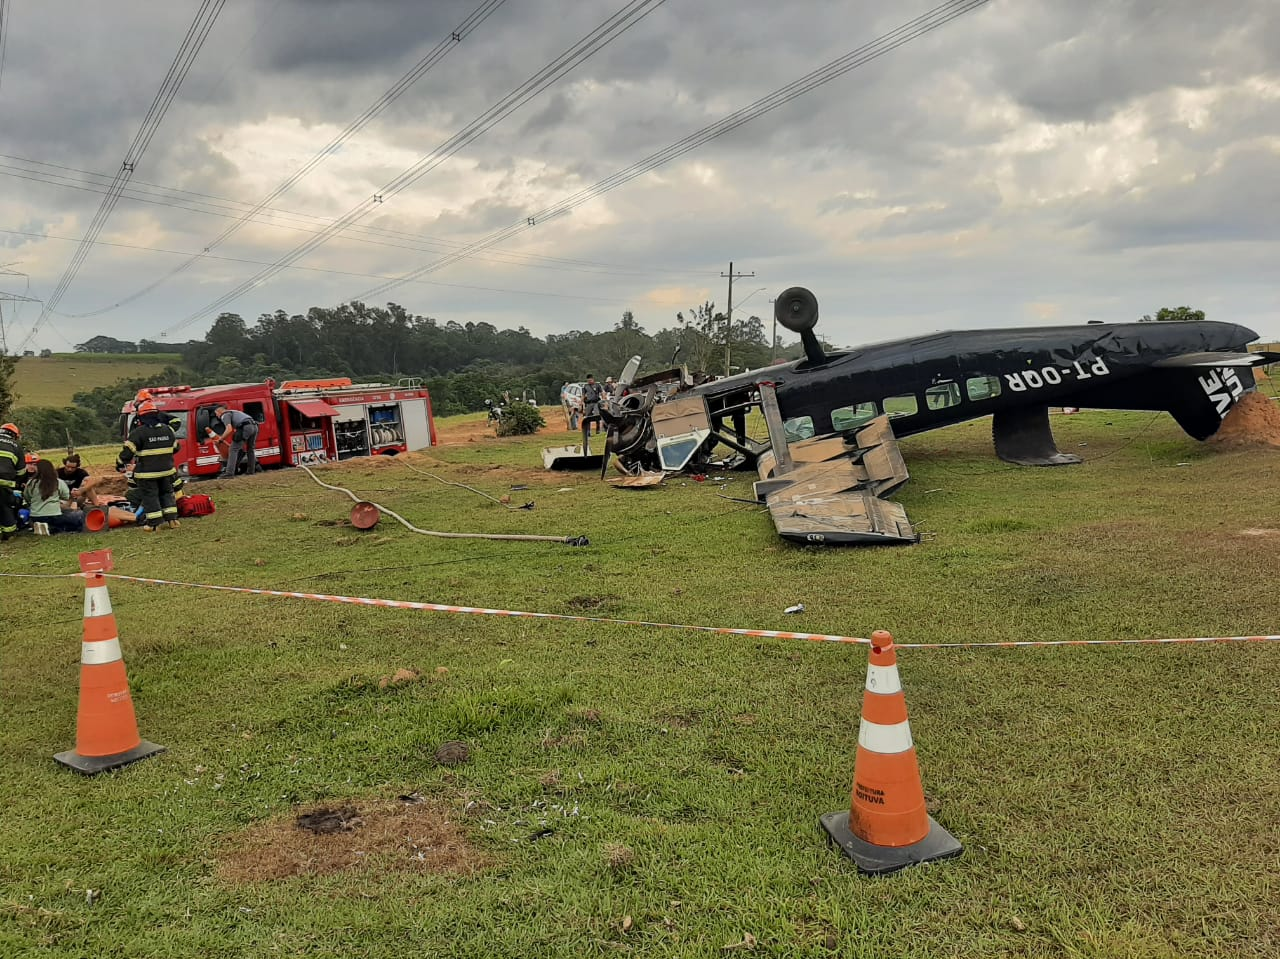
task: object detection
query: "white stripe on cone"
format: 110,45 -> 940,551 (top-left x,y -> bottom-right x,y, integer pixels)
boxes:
864,663 -> 902,695
858,718 -> 914,754
83,585 -> 113,618
81,638 -> 123,665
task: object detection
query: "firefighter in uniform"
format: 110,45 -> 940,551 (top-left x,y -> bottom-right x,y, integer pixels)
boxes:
124,462 -> 184,513
116,400 -> 180,532
0,422 -> 23,541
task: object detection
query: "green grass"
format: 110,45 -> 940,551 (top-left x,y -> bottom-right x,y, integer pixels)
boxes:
2,409 -> 1278,958
12,353 -> 185,408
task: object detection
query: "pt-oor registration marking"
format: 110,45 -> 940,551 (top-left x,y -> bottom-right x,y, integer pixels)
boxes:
1005,357 -> 1110,393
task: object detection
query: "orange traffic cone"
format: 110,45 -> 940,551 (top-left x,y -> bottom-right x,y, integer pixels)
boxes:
820,630 -> 961,874
54,550 -> 164,775
84,507 -> 137,532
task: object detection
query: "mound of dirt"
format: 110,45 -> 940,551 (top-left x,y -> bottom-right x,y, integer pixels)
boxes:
1209,392 -> 1280,450
216,798 -> 485,882
88,472 -> 128,501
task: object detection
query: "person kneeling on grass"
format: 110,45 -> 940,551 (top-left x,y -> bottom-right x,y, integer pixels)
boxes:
24,459 -> 85,535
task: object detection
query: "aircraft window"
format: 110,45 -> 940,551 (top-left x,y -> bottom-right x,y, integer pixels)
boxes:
925,381 -> 962,410
966,375 -> 1002,401
783,416 -> 816,441
831,403 -> 878,431
658,436 -> 702,471
883,395 -> 918,418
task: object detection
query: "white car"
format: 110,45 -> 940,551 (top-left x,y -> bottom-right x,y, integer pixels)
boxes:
560,382 -> 585,428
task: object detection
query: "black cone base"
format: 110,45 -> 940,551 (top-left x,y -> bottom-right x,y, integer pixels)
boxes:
820,810 -> 962,875
54,740 -> 165,776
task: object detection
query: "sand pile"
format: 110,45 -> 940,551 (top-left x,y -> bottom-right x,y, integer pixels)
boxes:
1209,391 -> 1280,449
88,472 -> 128,500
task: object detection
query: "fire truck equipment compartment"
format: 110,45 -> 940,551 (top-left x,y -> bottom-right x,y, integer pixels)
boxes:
289,400 -> 340,418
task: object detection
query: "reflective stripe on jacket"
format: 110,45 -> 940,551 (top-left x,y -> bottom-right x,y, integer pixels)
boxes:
0,433 -> 21,488
119,420 -> 177,479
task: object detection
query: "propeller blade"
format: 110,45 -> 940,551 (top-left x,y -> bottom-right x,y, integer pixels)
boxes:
599,427 -> 616,479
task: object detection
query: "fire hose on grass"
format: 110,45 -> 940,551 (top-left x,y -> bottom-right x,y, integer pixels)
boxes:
297,464 -> 587,545
399,459 -> 534,510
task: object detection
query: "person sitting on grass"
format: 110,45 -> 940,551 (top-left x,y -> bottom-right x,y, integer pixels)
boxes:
23,459 -> 85,535
58,453 -> 97,505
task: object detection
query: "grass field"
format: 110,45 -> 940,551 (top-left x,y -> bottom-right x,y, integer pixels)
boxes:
12,353 -> 185,408
2,410 -> 1278,958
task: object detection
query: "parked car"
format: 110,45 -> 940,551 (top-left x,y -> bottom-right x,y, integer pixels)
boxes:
560,382 -> 585,429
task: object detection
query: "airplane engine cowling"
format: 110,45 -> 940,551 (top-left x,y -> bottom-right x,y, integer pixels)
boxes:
774,287 -> 826,365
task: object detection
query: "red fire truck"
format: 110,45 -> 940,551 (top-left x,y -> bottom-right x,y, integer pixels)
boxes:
121,378 -> 436,479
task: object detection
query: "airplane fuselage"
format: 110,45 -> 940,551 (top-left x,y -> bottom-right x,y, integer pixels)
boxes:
693,321 -> 1262,442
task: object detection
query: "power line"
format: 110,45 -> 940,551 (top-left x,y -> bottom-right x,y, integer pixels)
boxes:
350,0 -> 994,305
63,0 -> 509,319
0,155 -> 704,282
161,0 -> 670,336
18,0 -> 225,351
0,0 -> 10,101
0,227 -> 630,305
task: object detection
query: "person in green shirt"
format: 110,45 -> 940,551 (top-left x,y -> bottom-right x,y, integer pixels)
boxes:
24,459 -> 86,535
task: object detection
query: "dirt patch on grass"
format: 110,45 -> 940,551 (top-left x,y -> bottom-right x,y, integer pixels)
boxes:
1209,392 -> 1280,449
433,419 -> 498,446
215,798 -> 485,882
453,462 -> 568,486
565,594 -> 621,612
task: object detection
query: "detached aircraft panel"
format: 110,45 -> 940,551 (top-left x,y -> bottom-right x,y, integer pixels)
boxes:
767,492 -> 915,545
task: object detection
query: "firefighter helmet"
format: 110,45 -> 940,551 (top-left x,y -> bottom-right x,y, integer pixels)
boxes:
1,422 -> 18,437
137,400 -> 157,415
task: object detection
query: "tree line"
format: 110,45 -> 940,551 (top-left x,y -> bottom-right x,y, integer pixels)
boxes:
2,299 -> 796,448
3,298 -> 1213,451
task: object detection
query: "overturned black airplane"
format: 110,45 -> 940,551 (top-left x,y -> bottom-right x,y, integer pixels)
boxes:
543,287 -> 1279,545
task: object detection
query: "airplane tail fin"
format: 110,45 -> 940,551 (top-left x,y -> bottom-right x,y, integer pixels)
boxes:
1161,364 -> 1260,440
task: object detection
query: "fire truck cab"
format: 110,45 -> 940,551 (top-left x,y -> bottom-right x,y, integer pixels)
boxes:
123,378 -> 436,479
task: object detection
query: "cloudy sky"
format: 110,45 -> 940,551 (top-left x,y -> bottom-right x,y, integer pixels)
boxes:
1,0 -> 1277,354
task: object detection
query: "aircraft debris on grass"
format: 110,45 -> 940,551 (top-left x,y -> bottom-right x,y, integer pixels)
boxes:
545,287 -> 1280,545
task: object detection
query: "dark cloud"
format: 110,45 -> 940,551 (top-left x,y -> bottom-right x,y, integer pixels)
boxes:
256,0 -> 485,74
1,0 -> 1278,347
988,0 -> 1280,122
1076,145 -> 1280,248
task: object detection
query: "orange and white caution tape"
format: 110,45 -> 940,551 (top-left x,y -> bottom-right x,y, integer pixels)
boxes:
4,570 -> 1279,649
100,572 -> 874,646
95,574 -> 1280,650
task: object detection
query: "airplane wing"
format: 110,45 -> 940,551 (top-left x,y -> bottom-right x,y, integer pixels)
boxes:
1153,351 -> 1280,368
754,414 -> 918,545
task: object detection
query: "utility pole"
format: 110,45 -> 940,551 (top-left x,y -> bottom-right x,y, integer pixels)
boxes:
721,261 -> 754,377
770,298 -> 778,363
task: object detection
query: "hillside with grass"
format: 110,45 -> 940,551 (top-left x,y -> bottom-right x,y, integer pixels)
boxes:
12,353 -> 186,408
